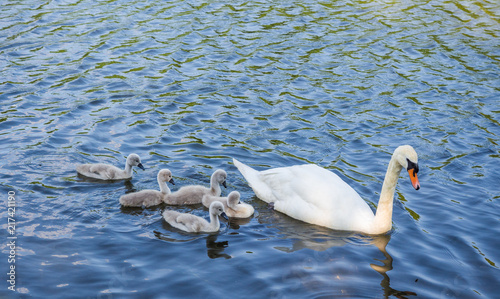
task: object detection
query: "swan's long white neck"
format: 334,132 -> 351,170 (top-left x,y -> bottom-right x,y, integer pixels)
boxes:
158,176 -> 171,195
209,211 -> 220,231
124,160 -> 133,176
371,154 -> 404,234
210,175 -> 221,196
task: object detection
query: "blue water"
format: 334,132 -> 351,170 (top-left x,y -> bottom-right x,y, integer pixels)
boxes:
1,0 -> 500,298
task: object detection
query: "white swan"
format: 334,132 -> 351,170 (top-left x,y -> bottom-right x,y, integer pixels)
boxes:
232,145 -> 420,234
76,153 -> 145,180
119,169 -> 175,207
164,169 -> 227,205
162,201 -> 228,233
202,191 -> 254,218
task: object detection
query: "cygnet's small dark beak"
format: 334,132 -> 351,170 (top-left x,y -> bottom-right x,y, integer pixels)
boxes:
138,163 -> 145,170
222,181 -> 227,188
220,212 -> 228,220
169,178 -> 175,185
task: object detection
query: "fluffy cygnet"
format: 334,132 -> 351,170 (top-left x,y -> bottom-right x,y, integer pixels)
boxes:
119,169 -> 175,207
162,201 -> 228,233
164,169 -> 227,205
76,153 -> 145,180
202,191 -> 254,218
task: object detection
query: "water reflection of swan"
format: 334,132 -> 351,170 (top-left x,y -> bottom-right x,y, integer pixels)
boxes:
258,207 -> 417,298
206,234 -> 231,259
370,236 -> 417,299
227,216 -> 253,230
153,231 -> 231,259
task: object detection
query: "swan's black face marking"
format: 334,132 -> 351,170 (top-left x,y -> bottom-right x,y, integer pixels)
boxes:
406,158 -> 419,177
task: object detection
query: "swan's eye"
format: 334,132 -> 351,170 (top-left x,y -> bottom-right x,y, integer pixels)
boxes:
406,159 -> 419,174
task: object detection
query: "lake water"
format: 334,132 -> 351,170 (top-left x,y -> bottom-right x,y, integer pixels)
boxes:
1,0 -> 499,298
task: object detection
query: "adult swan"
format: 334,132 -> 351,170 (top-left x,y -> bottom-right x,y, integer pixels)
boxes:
232,145 -> 420,234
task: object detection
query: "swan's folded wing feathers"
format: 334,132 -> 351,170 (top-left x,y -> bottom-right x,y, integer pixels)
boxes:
106,165 -> 125,179
163,211 -> 190,231
87,164 -> 116,179
166,185 -> 208,205
162,210 -> 176,223
258,167 -> 294,203
120,193 -> 142,207
141,191 -> 163,207
176,213 -> 206,232
90,164 -> 106,175
261,165 -> 321,204
268,164 -> 375,230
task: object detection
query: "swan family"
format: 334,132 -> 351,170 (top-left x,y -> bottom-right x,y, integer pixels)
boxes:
77,145 -> 420,235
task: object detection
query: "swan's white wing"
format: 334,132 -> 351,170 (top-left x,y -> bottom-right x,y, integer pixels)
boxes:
286,165 -> 374,230
242,162 -> 375,231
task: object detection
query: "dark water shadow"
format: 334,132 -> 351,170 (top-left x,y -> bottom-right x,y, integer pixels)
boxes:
227,215 -> 253,229
119,204 -> 164,216
153,229 -> 198,243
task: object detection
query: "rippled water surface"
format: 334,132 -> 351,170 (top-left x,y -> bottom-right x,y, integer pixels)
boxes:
1,0 -> 500,298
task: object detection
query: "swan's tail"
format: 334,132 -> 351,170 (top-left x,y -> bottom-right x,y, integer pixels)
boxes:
232,158 -> 275,203
232,158 -> 258,185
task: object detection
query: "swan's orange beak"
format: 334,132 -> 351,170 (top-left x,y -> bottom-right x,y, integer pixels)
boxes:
408,169 -> 420,190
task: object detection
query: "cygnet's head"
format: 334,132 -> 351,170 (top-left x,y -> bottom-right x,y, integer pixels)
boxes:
227,191 -> 241,208
210,201 -> 228,220
158,169 -> 175,185
212,169 -> 227,188
127,153 -> 145,170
